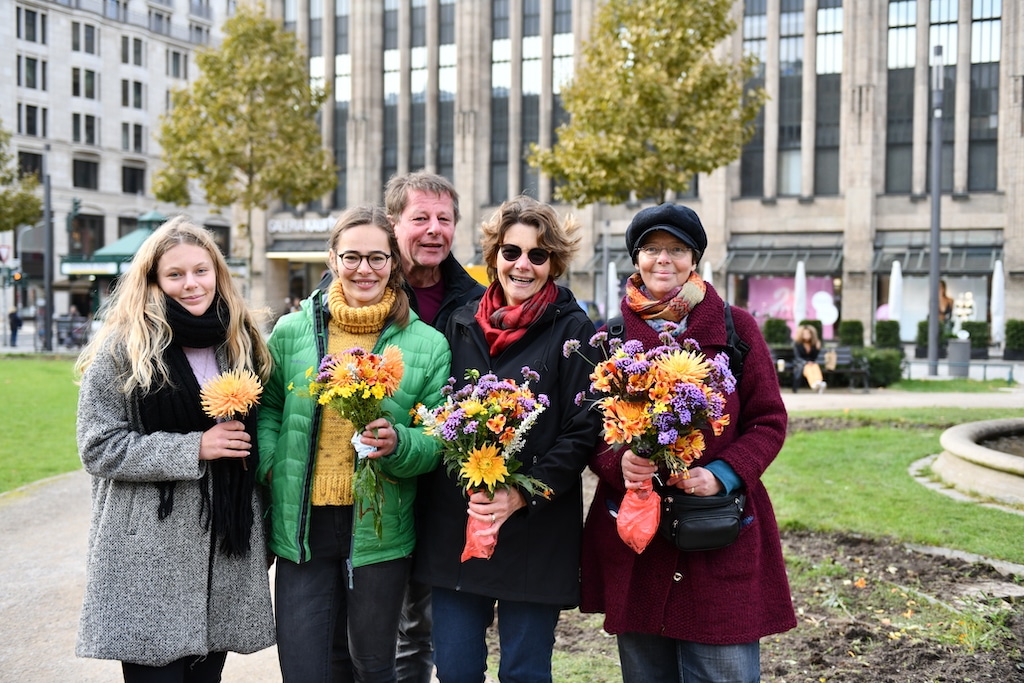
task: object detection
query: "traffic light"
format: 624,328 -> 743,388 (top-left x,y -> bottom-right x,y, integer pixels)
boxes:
71,197 -> 81,215
10,271 -> 23,287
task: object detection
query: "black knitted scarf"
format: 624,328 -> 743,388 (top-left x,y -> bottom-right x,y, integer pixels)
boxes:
136,295 -> 258,557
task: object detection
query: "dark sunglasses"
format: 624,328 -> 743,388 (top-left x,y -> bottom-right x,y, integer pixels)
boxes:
499,244 -> 551,266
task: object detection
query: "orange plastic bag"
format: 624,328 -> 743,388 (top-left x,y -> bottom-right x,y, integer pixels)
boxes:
616,482 -> 662,554
460,516 -> 498,562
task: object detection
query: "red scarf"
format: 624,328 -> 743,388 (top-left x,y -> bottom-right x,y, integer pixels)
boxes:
474,279 -> 559,356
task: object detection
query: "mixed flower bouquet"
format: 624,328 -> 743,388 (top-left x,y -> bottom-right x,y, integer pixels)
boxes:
415,368 -> 551,561
564,326 -> 735,552
296,346 -> 404,540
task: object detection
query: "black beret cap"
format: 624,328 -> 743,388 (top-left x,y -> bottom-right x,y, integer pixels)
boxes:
625,203 -> 708,258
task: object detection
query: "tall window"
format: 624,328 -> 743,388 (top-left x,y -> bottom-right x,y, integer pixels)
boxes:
19,104 -> 47,137
490,0 -> 511,204
19,56 -> 47,90
17,7 -> 47,44
72,22 -> 98,54
520,0 -> 542,197
168,50 -> 188,78
740,0 -> 767,197
333,0 -> 351,208
410,0 -> 427,171
438,0 -> 457,181
777,0 -> 804,196
885,0 -> 916,193
927,0 -> 956,193
73,69 -> 97,99
122,122 -> 144,152
815,0 -> 842,195
968,0 -> 1000,192
73,114 -> 99,145
382,0 -> 400,187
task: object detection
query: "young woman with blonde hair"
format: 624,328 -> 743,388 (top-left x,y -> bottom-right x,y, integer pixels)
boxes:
75,216 -> 275,681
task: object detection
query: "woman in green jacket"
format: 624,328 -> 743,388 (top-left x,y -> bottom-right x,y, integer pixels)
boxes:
258,205 -> 451,683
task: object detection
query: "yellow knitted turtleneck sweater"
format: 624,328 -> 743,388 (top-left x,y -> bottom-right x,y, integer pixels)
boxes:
311,282 -> 395,506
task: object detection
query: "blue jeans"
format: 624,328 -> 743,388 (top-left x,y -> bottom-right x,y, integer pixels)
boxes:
617,631 -> 760,683
275,506 -> 411,683
431,587 -> 560,683
395,576 -> 434,683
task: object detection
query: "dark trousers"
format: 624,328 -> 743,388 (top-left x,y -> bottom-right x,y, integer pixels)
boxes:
275,505 -> 411,683
121,652 -> 227,683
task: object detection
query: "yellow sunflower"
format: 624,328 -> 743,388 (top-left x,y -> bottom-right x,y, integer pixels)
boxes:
459,443 -> 509,490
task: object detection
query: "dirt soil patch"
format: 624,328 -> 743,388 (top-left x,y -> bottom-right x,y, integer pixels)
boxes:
549,529 -> 1024,682
540,415 -> 1024,681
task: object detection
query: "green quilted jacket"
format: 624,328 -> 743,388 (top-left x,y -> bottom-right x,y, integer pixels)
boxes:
257,291 -> 451,567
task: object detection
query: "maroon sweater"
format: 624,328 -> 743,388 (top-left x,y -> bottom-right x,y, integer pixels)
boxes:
580,285 -> 797,644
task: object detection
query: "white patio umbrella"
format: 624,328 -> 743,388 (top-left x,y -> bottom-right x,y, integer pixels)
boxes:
991,259 -> 1005,346
701,260 -> 714,287
606,261 -> 618,322
793,260 -> 807,324
888,260 -> 903,323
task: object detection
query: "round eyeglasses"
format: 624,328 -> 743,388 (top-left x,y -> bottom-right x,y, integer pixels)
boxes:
499,244 -> 551,266
339,250 -> 391,271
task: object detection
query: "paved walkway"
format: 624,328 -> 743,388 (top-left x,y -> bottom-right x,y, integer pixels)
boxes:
1,377 -> 1021,682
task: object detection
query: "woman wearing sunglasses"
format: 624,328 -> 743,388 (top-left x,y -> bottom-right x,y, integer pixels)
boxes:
257,205 -> 452,682
414,195 -> 601,682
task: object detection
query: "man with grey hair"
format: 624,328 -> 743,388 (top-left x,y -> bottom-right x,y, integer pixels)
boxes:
385,171 -> 485,682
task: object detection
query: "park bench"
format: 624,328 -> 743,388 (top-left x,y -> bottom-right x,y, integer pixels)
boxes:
822,346 -> 870,393
772,345 -> 871,393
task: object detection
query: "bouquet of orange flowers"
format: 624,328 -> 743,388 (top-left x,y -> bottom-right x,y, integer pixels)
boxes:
201,368 -> 264,421
298,346 -> 404,540
564,326 -> 735,552
416,368 -> 551,561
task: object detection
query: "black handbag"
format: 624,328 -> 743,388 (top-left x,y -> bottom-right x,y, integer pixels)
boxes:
658,492 -> 747,551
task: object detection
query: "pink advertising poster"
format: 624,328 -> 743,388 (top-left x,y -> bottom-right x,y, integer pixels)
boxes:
746,277 -> 837,339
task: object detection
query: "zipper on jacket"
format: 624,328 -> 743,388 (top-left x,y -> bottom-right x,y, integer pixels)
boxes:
296,291 -> 329,564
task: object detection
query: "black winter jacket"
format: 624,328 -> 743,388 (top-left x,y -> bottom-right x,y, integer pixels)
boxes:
414,286 -> 601,606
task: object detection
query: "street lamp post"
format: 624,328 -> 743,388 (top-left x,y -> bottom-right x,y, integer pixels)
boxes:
42,144 -> 53,352
927,45 -> 943,376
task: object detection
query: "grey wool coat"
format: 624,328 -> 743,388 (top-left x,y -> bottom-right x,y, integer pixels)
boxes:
75,342 -> 275,666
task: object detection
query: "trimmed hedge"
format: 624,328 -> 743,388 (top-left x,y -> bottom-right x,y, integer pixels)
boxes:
762,318 -> 793,347
856,347 -> 904,387
960,321 -> 990,349
1006,319 -> 1024,352
874,320 -> 902,350
838,320 -> 864,347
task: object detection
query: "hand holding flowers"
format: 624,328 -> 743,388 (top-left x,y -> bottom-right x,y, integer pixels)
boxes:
415,368 -> 551,561
200,368 -> 264,465
296,346 -> 404,540
563,326 -> 735,552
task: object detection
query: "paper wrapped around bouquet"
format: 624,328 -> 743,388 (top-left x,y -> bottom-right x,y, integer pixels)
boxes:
461,516 -> 499,562
616,481 -> 661,554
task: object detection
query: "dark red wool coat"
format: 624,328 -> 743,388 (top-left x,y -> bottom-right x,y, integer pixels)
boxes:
580,284 -> 798,644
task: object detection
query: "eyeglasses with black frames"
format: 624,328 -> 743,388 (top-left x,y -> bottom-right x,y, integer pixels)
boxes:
499,244 -> 551,266
339,251 -> 391,271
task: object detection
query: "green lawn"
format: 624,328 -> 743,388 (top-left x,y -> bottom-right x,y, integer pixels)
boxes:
0,356 -> 81,492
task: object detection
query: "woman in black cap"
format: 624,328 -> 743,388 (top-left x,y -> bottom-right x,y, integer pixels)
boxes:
580,203 -> 795,683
